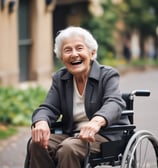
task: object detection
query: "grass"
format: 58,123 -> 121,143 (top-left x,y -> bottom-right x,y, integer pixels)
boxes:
0,124 -> 17,139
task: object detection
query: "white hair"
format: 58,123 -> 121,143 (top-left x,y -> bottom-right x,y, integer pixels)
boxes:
54,26 -> 98,59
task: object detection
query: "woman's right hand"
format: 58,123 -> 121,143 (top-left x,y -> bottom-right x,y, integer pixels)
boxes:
31,120 -> 50,149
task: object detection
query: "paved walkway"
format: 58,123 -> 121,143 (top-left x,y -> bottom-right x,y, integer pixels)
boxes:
0,127 -> 30,168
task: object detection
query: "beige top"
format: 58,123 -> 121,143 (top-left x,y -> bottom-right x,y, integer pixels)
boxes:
73,78 -> 89,131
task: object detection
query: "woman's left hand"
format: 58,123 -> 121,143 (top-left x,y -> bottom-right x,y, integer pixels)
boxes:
79,116 -> 106,142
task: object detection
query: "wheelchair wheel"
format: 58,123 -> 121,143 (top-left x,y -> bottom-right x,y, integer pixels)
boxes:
121,130 -> 158,168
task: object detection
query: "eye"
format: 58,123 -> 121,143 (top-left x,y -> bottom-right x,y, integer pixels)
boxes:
77,45 -> 84,51
64,48 -> 72,54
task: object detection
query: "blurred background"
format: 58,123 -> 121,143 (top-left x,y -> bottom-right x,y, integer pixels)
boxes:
1,0 -> 158,86
0,0 -> 158,168
0,0 -> 158,167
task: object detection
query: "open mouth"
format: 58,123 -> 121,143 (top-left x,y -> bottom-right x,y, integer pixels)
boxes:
71,60 -> 83,65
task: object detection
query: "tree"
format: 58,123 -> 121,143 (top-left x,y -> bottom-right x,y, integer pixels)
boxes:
81,0 -> 158,60
119,0 -> 158,58
81,0 -> 120,62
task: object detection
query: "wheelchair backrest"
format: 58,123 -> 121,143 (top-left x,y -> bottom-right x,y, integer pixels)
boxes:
121,90 -> 150,124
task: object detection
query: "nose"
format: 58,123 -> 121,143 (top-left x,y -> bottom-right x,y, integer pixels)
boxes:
71,48 -> 79,57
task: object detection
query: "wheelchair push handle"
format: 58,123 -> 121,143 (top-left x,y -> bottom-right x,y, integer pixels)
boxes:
131,90 -> 150,97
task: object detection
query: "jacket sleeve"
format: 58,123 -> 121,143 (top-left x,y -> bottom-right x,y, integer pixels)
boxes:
93,67 -> 126,127
32,74 -> 61,127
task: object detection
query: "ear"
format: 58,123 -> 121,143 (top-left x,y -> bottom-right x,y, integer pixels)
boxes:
90,50 -> 96,60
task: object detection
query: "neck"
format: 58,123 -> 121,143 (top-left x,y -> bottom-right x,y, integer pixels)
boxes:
75,75 -> 87,84
74,75 -> 87,95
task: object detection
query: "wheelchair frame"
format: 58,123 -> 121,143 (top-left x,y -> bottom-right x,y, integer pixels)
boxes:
84,90 -> 158,168
24,90 -> 158,168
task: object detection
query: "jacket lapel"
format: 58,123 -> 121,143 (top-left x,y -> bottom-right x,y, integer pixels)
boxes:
61,71 -> 73,118
85,81 -> 94,119
85,60 -> 101,119
65,79 -> 73,117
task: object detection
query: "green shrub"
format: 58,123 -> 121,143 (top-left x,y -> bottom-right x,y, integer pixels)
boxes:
130,58 -> 158,67
81,0 -> 120,62
0,86 -> 47,126
101,57 -> 126,67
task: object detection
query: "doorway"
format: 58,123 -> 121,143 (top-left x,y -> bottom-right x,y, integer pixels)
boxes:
18,0 -> 31,81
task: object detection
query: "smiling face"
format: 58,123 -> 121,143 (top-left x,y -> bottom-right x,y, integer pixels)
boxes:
61,36 -> 96,78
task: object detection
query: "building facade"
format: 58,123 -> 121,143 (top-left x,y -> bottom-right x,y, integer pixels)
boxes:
0,0 -> 89,86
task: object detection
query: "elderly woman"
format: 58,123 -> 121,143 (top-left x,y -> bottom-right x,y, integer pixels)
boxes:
30,26 -> 127,168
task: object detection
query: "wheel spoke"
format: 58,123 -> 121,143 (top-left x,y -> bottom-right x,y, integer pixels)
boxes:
121,130 -> 158,168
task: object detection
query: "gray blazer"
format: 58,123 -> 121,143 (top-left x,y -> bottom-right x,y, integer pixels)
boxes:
32,60 -> 129,140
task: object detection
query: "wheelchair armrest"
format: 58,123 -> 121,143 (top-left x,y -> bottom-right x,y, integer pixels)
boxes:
122,110 -> 133,116
102,110 -> 135,132
51,121 -> 135,134
51,109 -> 135,133
103,124 -> 136,132
131,90 -> 150,97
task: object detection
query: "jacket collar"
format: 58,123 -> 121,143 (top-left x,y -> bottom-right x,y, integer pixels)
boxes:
60,60 -> 101,81
88,60 -> 101,81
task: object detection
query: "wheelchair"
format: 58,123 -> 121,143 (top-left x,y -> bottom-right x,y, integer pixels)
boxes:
24,90 -> 158,168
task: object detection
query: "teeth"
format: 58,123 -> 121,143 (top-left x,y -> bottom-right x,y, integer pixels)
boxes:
71,60 -> 82,65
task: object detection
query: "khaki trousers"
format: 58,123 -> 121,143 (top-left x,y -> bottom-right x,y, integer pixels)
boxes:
29,133 -> 108,168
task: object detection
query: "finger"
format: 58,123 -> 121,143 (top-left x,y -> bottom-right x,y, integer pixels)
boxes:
79,135 -> 95,142
88,133 -> 95,142
35,128 -> 41,142
80,126 -> 90,136
41,132 -> 49,149
32,127 -> 39,142
32,128 -> 42,142
42,139 -> 48,149
79,131 -> 95,142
